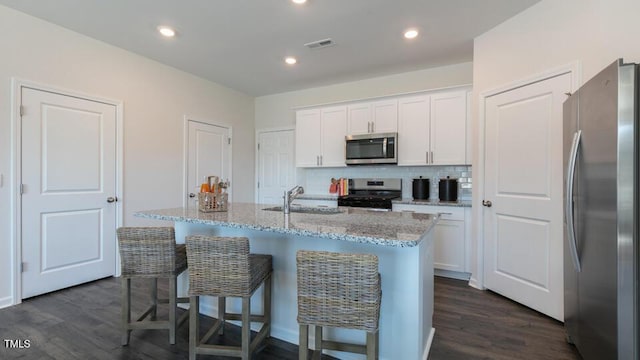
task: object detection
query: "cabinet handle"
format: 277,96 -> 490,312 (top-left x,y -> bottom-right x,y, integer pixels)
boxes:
371,122 -> 375,133
367,122 -> 371,133
316,156 -> 319,166
430,151 -> 434,164
320,155 -> 323,166
426,151 -> 429,164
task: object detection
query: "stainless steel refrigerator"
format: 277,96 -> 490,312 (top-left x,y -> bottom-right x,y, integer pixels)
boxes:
563,59 -> 639,359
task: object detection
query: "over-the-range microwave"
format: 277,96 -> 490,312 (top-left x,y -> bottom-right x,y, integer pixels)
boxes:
345,132 -> 397,165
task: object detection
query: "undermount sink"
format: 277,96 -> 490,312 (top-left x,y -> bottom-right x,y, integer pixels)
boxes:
262,206 -> 342,215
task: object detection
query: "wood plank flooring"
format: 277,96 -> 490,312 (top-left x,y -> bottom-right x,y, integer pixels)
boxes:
430,277 -> 581,360
0,276 -> 581,359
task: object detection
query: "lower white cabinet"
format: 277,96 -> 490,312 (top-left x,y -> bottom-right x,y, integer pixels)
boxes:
392,204 -> 469,275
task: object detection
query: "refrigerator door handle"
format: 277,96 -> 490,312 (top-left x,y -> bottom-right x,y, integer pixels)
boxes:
565,130 -> 582,272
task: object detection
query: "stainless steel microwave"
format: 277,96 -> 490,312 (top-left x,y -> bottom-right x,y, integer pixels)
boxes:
345,132 -> 397,165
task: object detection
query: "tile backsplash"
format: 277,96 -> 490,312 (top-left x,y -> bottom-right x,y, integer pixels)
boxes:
298,165 -> 472,200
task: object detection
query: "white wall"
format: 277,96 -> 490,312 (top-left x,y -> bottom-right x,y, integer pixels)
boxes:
471,0 -> 640,285
0,5 -> 255,306
255,62 -> 473,130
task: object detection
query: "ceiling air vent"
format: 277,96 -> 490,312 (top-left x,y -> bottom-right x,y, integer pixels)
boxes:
304,38 -> 335,50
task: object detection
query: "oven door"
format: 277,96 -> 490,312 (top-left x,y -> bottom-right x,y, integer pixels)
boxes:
345,132 -> 397,165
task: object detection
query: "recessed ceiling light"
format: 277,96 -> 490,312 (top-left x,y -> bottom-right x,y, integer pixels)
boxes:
404,29 -> 419,39
285,57 -> 297,65
292,0 -> 307,4
157,26 -> 176,38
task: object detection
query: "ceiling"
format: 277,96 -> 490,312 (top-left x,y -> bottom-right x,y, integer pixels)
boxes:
0,0 -> 540,96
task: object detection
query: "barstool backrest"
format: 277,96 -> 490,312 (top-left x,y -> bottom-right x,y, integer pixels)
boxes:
296,250 -> 381,332
117,227 -> 177,277
185,235 -> 251,296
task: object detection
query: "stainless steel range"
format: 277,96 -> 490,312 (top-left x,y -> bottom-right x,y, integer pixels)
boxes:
337,178 -> 402,210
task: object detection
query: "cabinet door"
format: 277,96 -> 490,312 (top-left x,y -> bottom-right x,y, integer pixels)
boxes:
295,109 -> 321,167
372,99 -> 398,133
430,91 -> 467,165
433,220 -> 465,272
398,95 -> 430,166
347,102 -> 372,135
320,106 -> 347,167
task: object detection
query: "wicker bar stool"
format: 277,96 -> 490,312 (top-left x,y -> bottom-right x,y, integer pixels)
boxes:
296,250 -> 381,360
185,235 -> 272,360
117,227 -> 189,346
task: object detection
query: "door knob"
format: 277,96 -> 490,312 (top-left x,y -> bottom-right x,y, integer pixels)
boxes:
107,196 -> 118,203
482,200 -> 492,207
189,193 -> 196,198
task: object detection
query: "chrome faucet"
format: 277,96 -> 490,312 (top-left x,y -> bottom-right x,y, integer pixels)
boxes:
283,185 -> 304,214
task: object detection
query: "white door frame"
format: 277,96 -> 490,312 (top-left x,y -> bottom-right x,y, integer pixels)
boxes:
472,62 -> 581,290
182,116 -> 233,207
254,126 -> 296,203
10,78 -> 124,307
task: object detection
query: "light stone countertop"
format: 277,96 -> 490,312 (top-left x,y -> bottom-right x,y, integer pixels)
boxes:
135,203 -> 438,248
392,198 -> 472,207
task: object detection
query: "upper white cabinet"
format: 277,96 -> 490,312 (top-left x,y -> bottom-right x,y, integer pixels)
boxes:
398,89 -> 468,166
430,90 -> 467,165
295,106 -> 347,167
347,99 -> 398,135
296,86 -> 469,168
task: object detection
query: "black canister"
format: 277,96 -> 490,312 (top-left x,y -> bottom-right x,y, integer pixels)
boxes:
439,176 -> 458,202
412,176 -> 430,200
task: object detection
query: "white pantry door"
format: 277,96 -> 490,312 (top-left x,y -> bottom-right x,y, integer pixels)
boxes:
186,120 -> 231,207
21,87 -> 117,299
483,73 -> 571,321
257,130 -> 295,205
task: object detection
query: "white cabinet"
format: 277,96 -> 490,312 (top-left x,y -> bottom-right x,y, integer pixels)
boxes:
430,90 -> 467,165
398,95 -> 430,165
347,99 -> 398,135
392,204 -> 468,275
295,106 -> 347,168
397,89 -> 468,166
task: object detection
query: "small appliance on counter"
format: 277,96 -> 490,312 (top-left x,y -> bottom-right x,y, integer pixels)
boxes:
438,176 -> 458,202
412,176 -> 430,200
337,178 -> 401,210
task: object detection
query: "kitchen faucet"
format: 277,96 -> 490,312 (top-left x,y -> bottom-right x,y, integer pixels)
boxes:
283,185 -> 304,214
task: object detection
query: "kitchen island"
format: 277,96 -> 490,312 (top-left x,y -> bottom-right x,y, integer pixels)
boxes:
135,203 -> 437,360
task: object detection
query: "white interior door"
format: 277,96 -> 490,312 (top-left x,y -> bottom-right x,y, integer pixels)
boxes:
21,87 -> 118,299
257,130 -> 295,205
483,73 -> 571,321
186,120 -> 231,207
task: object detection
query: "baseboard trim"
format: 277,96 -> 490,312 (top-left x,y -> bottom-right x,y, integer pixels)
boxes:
468,276 -> 484,290
435,269 -> 471,281
0,296 -> 14,309
423,327 -> 436,360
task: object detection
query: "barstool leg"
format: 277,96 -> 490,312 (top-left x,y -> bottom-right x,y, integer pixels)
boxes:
218,296 -> 226,335
241,297 -> 251,360
366,330 -> 378,360
264,275 -> 272,337
315,326 -> 323,354
299,324 -> 309,360
169,276 -> 177,345
121,278 -> 131,346
189,296 -> 199,360
150,278 -> 158,320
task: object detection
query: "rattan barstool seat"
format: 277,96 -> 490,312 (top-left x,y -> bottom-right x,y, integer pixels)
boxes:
296,250 -> 381,360
186,235 -> 272,360
117,227 -> 189,346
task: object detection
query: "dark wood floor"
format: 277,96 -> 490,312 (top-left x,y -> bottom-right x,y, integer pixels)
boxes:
0,276 -> 580,359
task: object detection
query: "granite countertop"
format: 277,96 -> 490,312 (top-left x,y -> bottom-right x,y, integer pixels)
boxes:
135,203 -> 438,248
296,194 -> 339,201
392,198 -> 472,207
